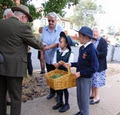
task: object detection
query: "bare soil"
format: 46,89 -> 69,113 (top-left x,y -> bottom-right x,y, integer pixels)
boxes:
22,61 -> 120,102
106,61 -> 120,77
22,73 -> 49,102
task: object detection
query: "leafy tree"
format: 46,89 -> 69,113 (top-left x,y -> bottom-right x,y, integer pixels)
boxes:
27,4 -> 41,20
16,0 -> 42,20
0,0 -> 14,19
70,0 -> 98,27
107,26 -> 115,35
0,0 -> 81,20
0,0 -> 41,20
42,0 -> 79,16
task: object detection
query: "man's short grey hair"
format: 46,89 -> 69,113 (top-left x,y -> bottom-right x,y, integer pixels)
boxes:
47,12 -> 58,20
3,8 -> 12,16
14,11 -> 26,17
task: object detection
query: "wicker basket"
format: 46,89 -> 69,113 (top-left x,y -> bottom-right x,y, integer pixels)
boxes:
45,66 -> 76,90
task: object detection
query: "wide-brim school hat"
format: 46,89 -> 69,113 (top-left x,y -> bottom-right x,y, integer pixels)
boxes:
77,26 -> 95,40
11,4 -> 33,22
60,32 -> 72,50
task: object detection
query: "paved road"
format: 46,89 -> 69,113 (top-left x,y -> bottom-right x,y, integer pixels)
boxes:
19,73 -> 120,115
31,46 -> 80,71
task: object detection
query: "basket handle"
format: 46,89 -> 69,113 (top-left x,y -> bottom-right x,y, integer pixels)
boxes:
58,61 -> 71,74
66,66 -> 71,74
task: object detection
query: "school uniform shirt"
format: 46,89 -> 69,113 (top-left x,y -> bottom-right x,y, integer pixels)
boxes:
71,41 -> 99,78
53,48 -> 74,71
53,48 -> 74,64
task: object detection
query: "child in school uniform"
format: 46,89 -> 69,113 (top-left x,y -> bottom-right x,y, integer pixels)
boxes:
52,31 -> 74,112
66,26 -> 99,115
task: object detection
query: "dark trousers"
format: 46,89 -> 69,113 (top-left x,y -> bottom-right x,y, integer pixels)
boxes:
0,75 -> 23,115
57,89 -> 69,105
27,52 -> 33,76
46,63 -> 56,94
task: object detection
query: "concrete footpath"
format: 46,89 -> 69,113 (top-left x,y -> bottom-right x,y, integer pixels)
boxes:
19,73 -> 120,115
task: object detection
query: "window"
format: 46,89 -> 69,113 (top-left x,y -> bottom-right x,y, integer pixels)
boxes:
70,23 -> 73,29
62,22 -> 65,28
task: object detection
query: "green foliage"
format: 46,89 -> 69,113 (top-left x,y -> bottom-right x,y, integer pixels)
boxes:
0,0 -> 14,19
21,0 -> 41,20
0,0 -> 41,20
42,0 -> 67,16
71,0 -> 97,27
27,4 -> 41,20
20,0 -> 32,4
0,0 -> 80,20
42,0 -> 79,16
51,74 -> 62,79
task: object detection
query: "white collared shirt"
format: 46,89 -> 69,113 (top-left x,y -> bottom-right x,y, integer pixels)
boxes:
52,48 -> 74,64
84,40 -> 92,48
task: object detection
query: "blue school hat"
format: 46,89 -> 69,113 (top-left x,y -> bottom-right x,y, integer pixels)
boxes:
60,32 -> 72,50
77,26 -> 95,39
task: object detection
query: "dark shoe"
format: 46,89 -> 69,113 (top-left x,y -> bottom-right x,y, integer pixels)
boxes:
59,104 -> 70,112
46,93 -> 55,99
29,74 -> 33,77
73,111 -> 82,115
52,102 -> 64,110
89,96 -> 94,99
40,70 -> 45,74
7,101 -> 11,106
90,99 -> 100,105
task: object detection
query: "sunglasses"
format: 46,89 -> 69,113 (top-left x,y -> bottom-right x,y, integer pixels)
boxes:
48,20 -> 55,23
